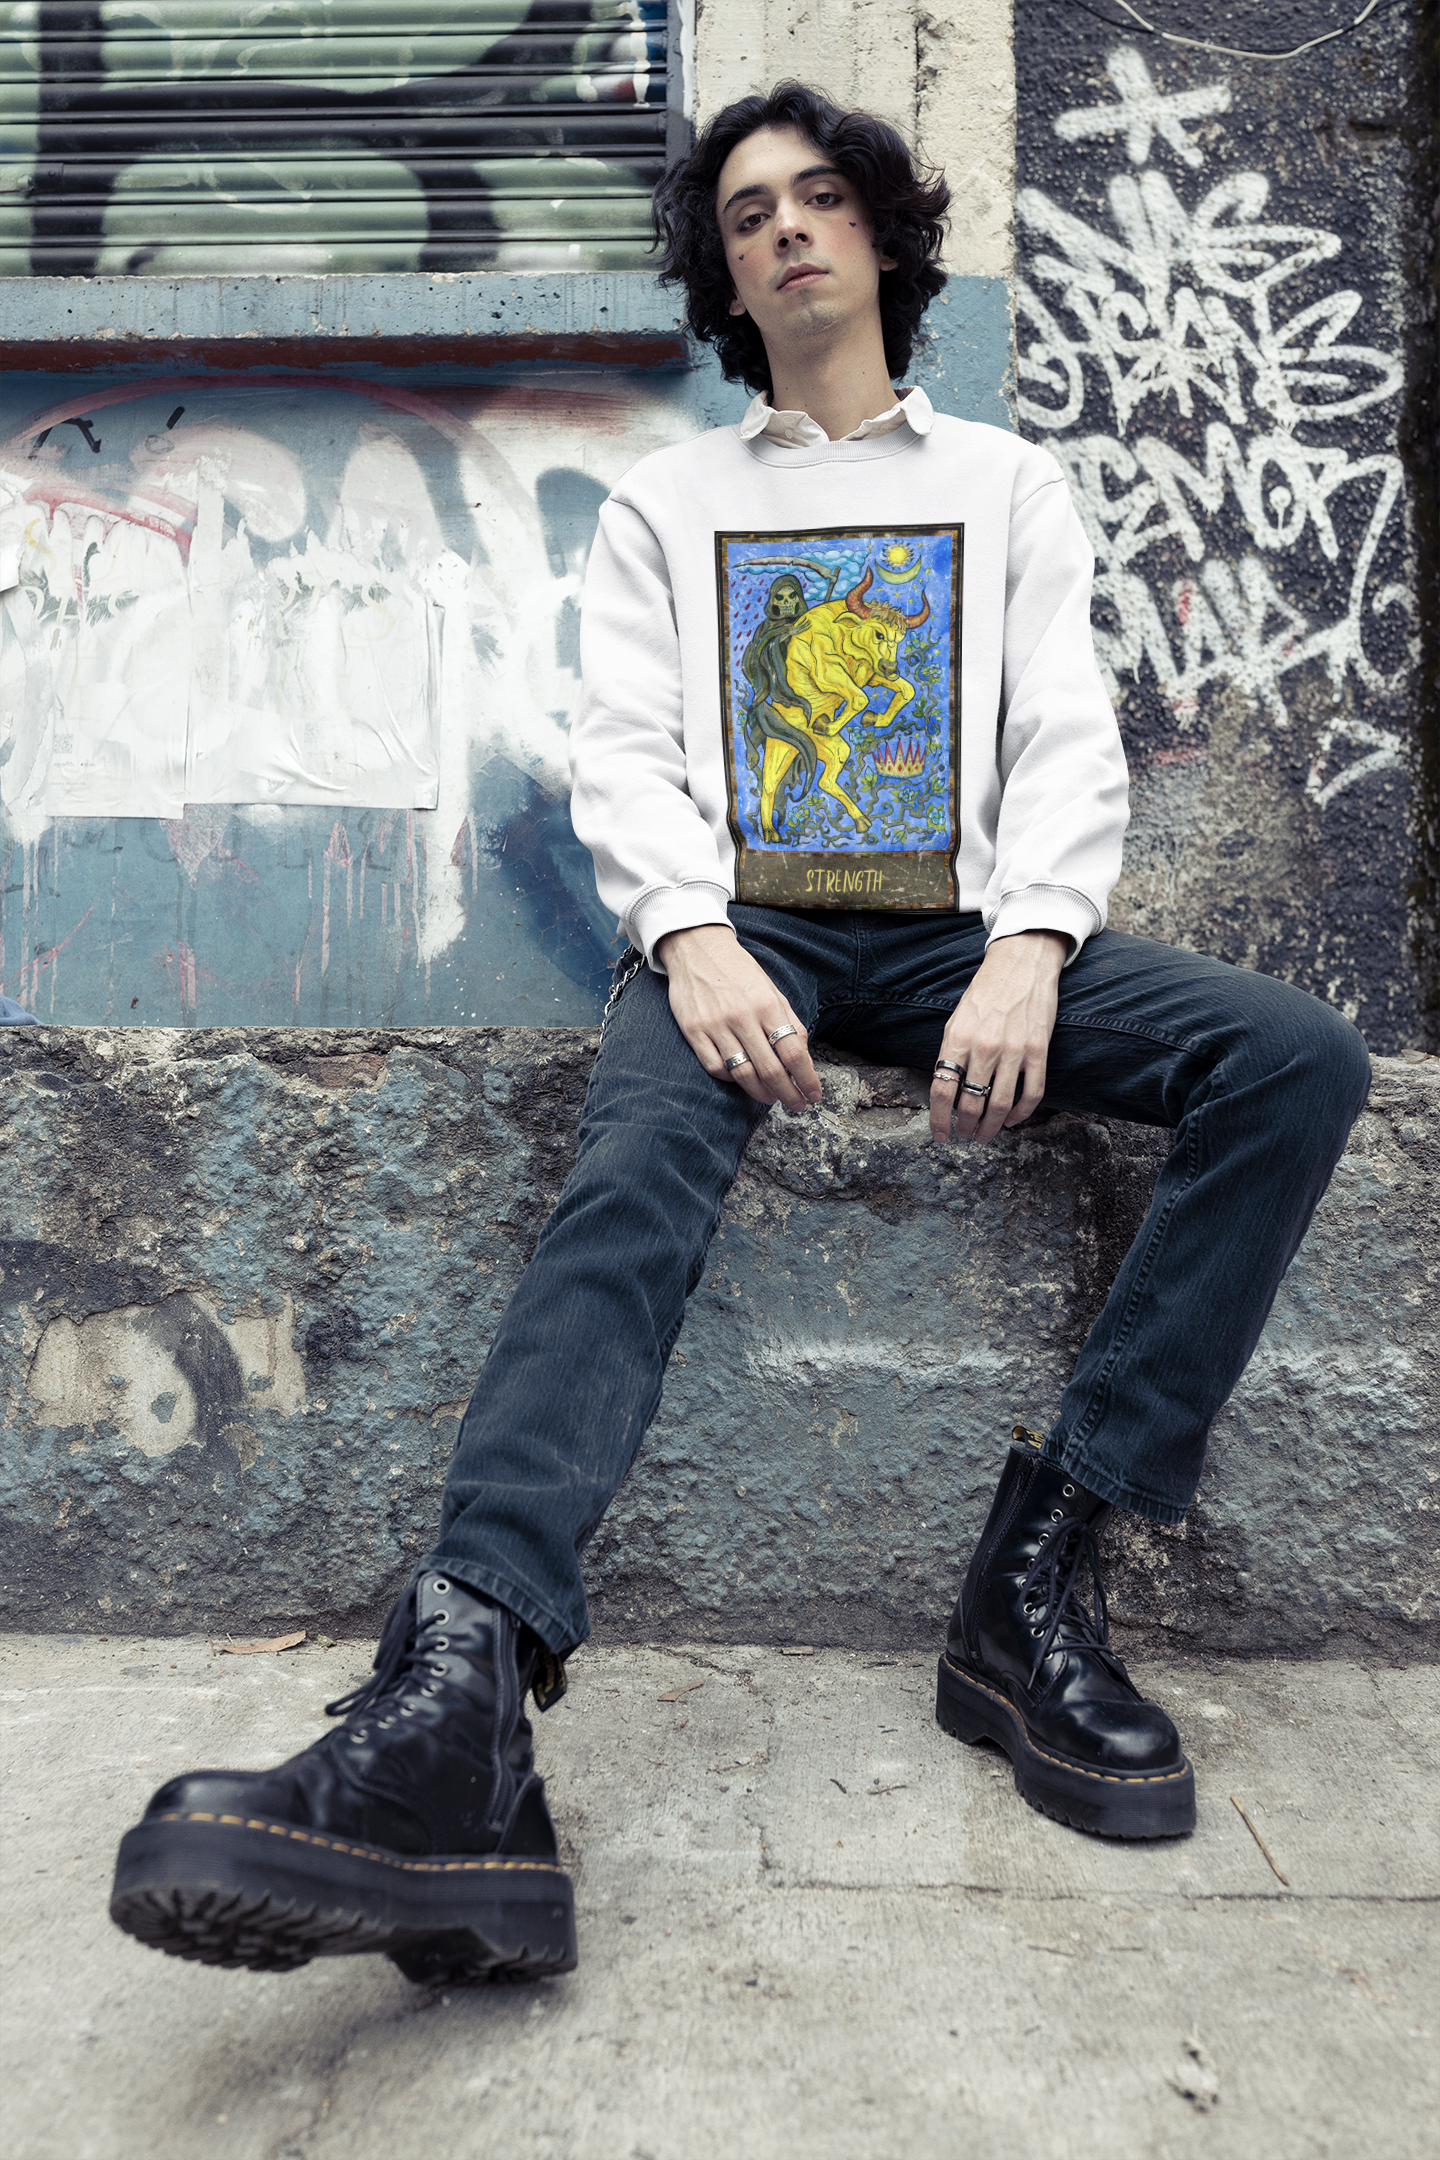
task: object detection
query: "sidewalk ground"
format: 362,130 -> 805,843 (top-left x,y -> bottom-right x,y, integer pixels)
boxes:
3,1635 -> 1436,2160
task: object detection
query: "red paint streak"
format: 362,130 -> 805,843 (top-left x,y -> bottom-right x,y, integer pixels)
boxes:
161,940 -> 202,1012
1176,582 -> 1193,627
0,902 -> 95,992
15,478 -> 195,564
1145,745 -> 1209,770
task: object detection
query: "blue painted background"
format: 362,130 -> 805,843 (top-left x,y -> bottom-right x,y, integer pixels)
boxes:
1,279 -> 1012,1026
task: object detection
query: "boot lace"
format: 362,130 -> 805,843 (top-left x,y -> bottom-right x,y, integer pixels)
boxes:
1019,1516 -> 1125,1690
323,1586 -> 446,1722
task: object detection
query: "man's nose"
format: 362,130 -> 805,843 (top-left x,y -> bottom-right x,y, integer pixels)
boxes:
774,200 -> 811,250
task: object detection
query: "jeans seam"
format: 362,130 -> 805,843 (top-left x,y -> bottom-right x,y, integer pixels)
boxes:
1050,1014 -> 1209,1056
1065,1111 -> 1202,1453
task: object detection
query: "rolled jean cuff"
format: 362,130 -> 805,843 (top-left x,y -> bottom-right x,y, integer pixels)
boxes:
1044,1423 -> 1191,1527
418,1551 -> 583,1658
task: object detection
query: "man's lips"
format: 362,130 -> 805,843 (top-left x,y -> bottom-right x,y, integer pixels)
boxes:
777,263 -> 827,291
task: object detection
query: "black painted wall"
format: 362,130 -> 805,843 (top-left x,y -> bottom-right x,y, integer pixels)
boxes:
1015,0 -> 1437,1050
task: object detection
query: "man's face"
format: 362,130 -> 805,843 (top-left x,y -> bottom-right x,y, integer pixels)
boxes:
715,124 -> 895,358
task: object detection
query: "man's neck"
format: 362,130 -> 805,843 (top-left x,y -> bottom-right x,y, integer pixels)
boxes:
765,330 -> 898,443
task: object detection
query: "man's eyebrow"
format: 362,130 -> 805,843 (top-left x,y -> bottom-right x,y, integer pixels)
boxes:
719,165 -> 845,217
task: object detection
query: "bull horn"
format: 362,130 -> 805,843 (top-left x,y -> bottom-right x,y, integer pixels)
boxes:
844,566 -> 874,617
902,591 -> 931,630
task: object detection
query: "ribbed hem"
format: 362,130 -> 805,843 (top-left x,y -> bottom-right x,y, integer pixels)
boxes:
986,884 -> 1100,964
628,881 -> 734,970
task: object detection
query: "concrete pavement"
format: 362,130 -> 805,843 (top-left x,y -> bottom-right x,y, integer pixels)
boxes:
3,1633 -> 1436,2159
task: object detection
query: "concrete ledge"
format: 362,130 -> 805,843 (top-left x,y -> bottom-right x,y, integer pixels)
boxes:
1,1027 -> 1434,1653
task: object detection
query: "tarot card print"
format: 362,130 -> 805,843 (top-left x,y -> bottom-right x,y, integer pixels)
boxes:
716,524 -> 963,908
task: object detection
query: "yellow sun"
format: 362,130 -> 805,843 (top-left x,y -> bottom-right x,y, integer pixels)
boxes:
883,543 -> 913,567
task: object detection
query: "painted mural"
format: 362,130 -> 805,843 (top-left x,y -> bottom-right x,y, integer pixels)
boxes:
1015,3 -> 1421,1050
0,0 -> 667,277
0,366 -> 703,1022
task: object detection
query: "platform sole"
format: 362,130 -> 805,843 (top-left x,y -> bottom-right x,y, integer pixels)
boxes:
936,1654 -> 1195,1839
110,1809 -> 577,1984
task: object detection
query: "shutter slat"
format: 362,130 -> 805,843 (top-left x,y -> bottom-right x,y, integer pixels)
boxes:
5,0 -> 671,276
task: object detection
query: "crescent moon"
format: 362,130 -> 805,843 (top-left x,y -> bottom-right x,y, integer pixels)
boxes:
876,554 -> 922,585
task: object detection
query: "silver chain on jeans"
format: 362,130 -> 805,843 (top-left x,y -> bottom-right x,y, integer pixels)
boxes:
598,945 -> 644,1045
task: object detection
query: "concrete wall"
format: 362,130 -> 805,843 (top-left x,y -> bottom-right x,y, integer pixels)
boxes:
3,1026 -> 1435,1656
1015,0 -> 1437,1054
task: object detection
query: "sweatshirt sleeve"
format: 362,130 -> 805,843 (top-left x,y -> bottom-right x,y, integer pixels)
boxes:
568,492 -> 732,968
983,469 -> 1129,959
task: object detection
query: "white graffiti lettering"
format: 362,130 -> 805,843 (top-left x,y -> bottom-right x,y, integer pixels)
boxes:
1019,48 -> 1409,804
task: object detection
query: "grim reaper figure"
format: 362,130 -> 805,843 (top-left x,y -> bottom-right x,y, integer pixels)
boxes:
740,572 -> 816,822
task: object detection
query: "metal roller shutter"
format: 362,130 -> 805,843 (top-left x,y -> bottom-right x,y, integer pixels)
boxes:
1,0 -> 672,276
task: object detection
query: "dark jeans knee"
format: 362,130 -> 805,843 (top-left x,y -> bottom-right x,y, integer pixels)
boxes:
1233,974 -> 1371,1146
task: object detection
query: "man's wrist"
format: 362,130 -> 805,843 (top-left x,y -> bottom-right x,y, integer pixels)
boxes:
987,928 -> 1070,975
655,923 -> 737,973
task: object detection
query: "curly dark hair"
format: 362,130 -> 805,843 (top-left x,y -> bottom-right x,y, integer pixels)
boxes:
652,82 -> 950,398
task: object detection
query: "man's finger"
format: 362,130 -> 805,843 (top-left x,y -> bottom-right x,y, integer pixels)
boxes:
929,1061 -> 962,1142
716,1030 -> 803,1107
973,1057 -> 1023,1141
770,1022 -> 822,1106
1004,1046 -> 1048,1128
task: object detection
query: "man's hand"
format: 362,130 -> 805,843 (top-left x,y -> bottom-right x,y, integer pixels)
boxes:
930,930 -> 1069,1144
656,924 -> 822,1108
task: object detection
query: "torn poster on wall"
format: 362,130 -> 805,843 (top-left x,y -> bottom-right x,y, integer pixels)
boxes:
0,369 -> 697,1027
0,389 -> 471,820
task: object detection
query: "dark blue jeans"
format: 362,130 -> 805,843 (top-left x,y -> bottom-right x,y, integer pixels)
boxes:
426,908 -> 1370,1654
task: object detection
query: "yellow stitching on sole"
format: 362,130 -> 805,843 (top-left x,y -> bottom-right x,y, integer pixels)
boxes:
146,1813 -> 568,1878
939,1656 -> 1192,1788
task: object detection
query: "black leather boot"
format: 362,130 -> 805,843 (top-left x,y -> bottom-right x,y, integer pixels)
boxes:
110,1571 -> 577,1983
936,1432 -> 1195,1838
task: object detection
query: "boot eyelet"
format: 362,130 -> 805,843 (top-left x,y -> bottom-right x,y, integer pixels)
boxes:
432,1611 -> 449,1625
351,1730 -> 368,1744
1062,1484 -> 1075,1497
1031,1627 -> 1044,1637
1038,1531 -> 1049,1542
432,1637 -> 450,1651
1050,1509 -> 1064,1521
400,1705 -> 415,1716
432,1578 -> 451,1593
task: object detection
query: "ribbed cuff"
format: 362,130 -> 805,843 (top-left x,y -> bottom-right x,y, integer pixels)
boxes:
628,882 -> 735,970
986,884 -> 1100,965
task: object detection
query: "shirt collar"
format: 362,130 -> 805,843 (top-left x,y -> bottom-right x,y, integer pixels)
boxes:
738,383 -> 934,446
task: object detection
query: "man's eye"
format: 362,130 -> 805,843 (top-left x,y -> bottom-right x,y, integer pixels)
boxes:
813,192 -> 842,207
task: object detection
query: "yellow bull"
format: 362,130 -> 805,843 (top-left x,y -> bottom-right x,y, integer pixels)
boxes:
758,568 -> 930,840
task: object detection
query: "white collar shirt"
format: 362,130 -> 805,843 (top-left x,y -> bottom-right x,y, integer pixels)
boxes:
737,382 -> 935,447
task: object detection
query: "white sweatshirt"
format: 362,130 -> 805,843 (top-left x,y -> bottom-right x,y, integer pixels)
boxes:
569,403 -> 1128,967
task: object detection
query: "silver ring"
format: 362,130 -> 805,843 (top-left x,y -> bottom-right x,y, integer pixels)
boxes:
962,1080 -> 993,1099
768,1024 -> 797,1046
723,1053 -> 751,1072
933,1059 -> 962,1079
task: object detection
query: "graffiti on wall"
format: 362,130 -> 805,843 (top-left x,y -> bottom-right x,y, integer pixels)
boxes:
0,0 -> 667,277
1011,0 -> 1424,1049
1017,47 -> 1409,813
0,370 -> 695,1023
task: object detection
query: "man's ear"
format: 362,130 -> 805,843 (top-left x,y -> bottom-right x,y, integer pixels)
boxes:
878,251 -> 898,273
728,293 -> 748,317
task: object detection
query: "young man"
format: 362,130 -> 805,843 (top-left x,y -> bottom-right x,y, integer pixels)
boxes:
109,86 -> 1370,1987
